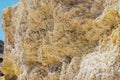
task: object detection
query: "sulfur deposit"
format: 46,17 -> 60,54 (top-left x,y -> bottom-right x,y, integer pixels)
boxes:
1,0 -> 120,80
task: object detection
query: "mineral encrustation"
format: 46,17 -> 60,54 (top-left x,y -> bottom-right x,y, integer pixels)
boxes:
1,0 -> 120,80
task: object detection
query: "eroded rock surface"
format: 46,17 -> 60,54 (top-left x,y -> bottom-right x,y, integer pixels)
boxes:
1,0 -> 120,80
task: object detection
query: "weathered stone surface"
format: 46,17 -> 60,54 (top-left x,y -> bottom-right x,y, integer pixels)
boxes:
1,0 -> 120,80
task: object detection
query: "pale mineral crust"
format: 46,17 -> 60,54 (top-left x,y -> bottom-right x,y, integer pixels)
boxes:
1,0 -> 120,80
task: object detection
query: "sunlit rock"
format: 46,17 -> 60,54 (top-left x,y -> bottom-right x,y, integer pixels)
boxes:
1,0 -> 120,80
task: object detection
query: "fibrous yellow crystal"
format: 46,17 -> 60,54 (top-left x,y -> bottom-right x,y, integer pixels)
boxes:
1,0 -> 120,80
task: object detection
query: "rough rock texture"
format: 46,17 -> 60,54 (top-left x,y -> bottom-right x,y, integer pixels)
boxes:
1,0 -> 120,80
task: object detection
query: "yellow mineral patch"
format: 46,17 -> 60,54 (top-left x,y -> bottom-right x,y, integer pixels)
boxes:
1,0 -> 120,80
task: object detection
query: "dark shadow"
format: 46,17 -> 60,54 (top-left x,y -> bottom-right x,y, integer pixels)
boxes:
0,58 -> 3,63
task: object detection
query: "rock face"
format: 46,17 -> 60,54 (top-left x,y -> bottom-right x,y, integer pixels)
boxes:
1,0 -> 120,80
